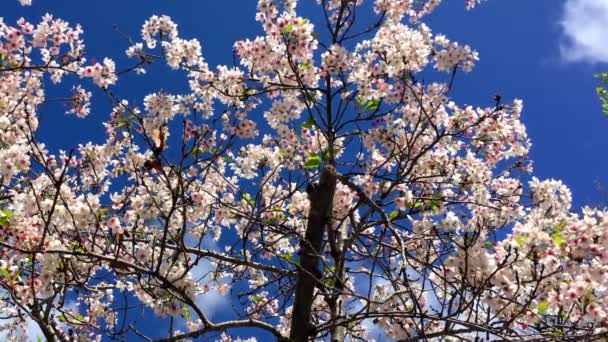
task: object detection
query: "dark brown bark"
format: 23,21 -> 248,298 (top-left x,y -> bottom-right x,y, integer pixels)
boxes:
289,164 -> 337,342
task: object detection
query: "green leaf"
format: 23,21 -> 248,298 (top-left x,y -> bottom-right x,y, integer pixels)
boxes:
389,210 -> 399,220
182,306 -> 192,320
322,148 -> 333,161
324,276 -> 336,288
1,268 -> 9,279
284,22 -> 294,33
37,336 -> 42,342
115,120 -> 128,128
263,216 -> 277,225
1,209 -> 13,219
300,61 -> 312,70
97,208 -> 109,220
408,202 -> 423,209
484,241 -> 494,247
300,116 -> 315,129
280,253 -> 293,262
303,159 -> 321,169
516,234 -> 528,248
595,73 -> 608,116
365,98 -> 380,111
58,314 -> 67,322
243,193 -> 255,206
323,266 -> 337,288
553,224 -> 564,233
0,209 -> 13,226
538,300 -> 549,314
303,153 -> 322,169
251,295 -> 263,304
428,194 -> 443,212
596,72 -> 608,83
552,233 -> 566,247
75,313 -> 84,321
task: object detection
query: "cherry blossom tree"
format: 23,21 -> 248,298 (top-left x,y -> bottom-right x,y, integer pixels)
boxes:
1,0 -> 608,341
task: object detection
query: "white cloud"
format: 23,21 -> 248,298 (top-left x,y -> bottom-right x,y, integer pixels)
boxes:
560,0 -> 608,63
195,289 -> 230,319
191,258 -> 230,319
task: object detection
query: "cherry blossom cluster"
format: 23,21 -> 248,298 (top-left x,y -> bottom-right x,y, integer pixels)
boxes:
373,0 -> 482,23
370,282 -> 427,339
66,85 -> 92,118
77,58 -> 116,88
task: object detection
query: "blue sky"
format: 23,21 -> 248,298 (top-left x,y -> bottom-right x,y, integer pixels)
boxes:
3,0 -> 608,340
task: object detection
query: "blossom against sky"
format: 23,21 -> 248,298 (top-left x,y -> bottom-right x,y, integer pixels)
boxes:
5,2 -> 607,198
8,0 -> 605,205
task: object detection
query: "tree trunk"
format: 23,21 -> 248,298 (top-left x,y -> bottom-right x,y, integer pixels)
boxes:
290,164 -> 336,342
329,279 -> 346,342
329,219 -> 346,342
